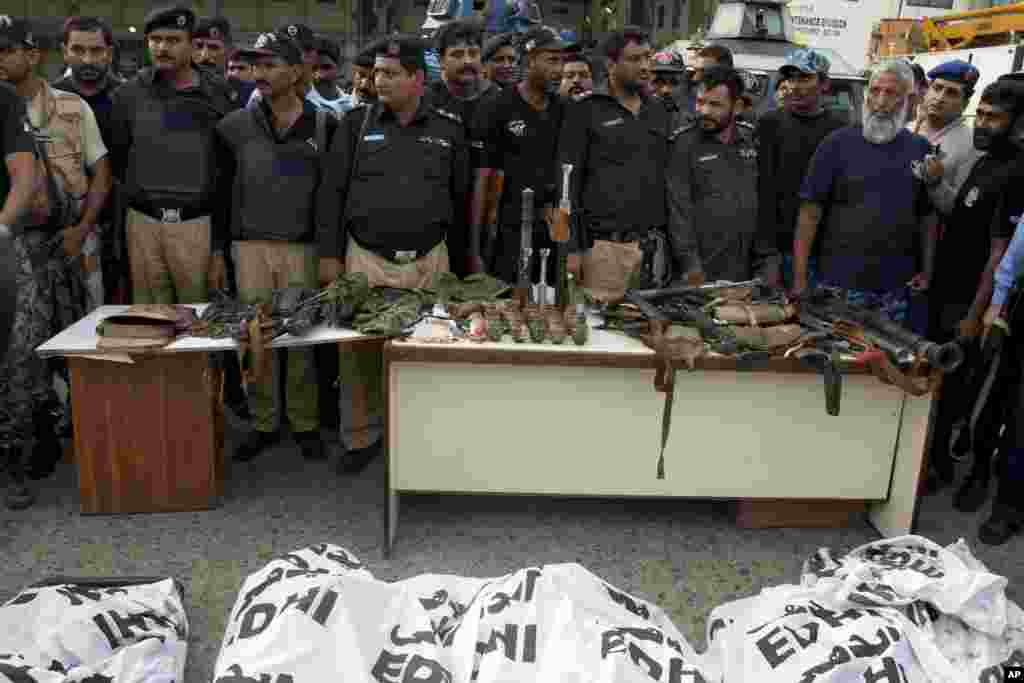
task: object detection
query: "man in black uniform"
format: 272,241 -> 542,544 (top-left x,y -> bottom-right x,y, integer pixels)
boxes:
556,27 -> 672,300
925,80 -> 1024,505
651,48 -> 687,128
194,16 -> 256,106
0,79 -> 40,510
482,33 -> 519,89
428,20 -> 498,276
317,36 -> 469,473
192,16 -> 230,74
350,42 -> 378,107
109,4 -> 235,305
667,67 -> 777,285
469,26 -> 569,283
559,51 -> 593,100
218,31 -> 337,463
757,48 -> 845,289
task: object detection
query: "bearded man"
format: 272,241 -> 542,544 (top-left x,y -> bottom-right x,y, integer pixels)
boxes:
792,59 -> 938,324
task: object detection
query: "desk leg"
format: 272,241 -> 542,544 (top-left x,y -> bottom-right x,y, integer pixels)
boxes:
868,393 -> 931,537
384,351 -> 397,559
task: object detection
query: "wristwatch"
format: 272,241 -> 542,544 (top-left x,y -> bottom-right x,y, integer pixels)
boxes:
0,223 -> 11,239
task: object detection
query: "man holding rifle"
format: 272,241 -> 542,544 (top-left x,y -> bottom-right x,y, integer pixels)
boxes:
469,25 -> 569,285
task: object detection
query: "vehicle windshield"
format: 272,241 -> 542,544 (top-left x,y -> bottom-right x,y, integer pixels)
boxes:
709,4 -> 788,40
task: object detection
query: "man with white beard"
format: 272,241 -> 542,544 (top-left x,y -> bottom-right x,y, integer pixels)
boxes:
792,59 -> 938,324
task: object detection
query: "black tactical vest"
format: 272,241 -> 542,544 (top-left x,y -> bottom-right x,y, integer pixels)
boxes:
129,87 -> 225,206
218,108 -> 321,242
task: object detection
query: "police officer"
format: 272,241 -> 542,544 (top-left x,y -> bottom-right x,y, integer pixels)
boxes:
0,79 -> 41,510
317,36 -> 469,473
194,16 -> 256,106
428,19 -> 498,124
109,4 -> 235,305
928,79 -> 1024,510
427,19 -> 497,276
350,41 -> 378,107
469,26 -> 569,283
227,50 -> 254,83
247,23 -> 332,115
218,31 -> 337,463
192,16 -> 231,74
556,28 -> 672,300
559,50 -> 593,100
482,33 -> 519,89
308,37 -> 353,118
651,48 -> 687,128
667,67 -> 776,285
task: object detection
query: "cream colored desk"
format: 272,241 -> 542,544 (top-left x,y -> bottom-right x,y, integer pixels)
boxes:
383,330 -> 931,557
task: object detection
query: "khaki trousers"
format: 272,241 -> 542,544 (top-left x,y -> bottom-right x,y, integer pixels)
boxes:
233,240 -> 320,434
339,237 -> 449,450
126,209 -> 211,304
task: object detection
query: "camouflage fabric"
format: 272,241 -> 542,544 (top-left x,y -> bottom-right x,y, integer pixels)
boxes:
0,234 -> 63,448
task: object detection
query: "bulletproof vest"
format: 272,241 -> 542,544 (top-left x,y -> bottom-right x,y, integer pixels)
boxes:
220,109 -> 321,242
129,87 -> 224,205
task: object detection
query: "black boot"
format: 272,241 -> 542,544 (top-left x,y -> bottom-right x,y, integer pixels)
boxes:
338,441 -> 382,474
295,431 -> 325,461
978,504 -> 1023,546
3,445 -> 36,510
28,403 -> 63,480
953,475 -> 990,513
233,430 -> 280,462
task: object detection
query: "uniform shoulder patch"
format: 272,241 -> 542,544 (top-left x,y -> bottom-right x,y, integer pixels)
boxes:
433,107 -> 463,125
669,122 -> 696,142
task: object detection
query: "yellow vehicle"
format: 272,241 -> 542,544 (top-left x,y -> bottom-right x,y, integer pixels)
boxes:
918,2 -> 1024,51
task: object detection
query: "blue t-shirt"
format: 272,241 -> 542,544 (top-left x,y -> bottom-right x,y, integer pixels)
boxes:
800,125 -> 932,291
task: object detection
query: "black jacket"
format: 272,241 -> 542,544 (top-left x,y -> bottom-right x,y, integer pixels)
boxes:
667,120 -> 778,282
556,88 -> 672,249
316,99 -> 470,258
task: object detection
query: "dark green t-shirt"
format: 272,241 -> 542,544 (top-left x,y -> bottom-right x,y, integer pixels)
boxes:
0,82 -> 34,212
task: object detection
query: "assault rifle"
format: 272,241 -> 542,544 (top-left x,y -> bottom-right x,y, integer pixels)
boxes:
799,289 -> 964,373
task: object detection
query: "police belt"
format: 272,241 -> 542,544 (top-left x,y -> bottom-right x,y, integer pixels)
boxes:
349,231 -> 445,265
130,201 -> 211,224
585,226 -> 667,248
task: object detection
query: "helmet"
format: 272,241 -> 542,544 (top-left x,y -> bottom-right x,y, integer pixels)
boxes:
652,49 -> 686,74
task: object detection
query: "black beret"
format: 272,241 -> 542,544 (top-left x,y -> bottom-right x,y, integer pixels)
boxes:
143,4 -> 196,35
274,22 -> 316,49
194,16 -> 231,43
354,40 -> 380,68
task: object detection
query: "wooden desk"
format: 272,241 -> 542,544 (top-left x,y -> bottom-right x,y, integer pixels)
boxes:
37,305 -> 372,514
383,328 -> 931,556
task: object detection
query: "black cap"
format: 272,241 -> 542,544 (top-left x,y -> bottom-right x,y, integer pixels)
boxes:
482,33 -> 517,63
374,36 -> 428,74
519,25 -> 572,54
143,4 -> 196,35
235,31 -> 303,65
275,22 -> 316,50
317,37 -> 341,65
194,16 -> 231,43
0,16 -> 36,49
